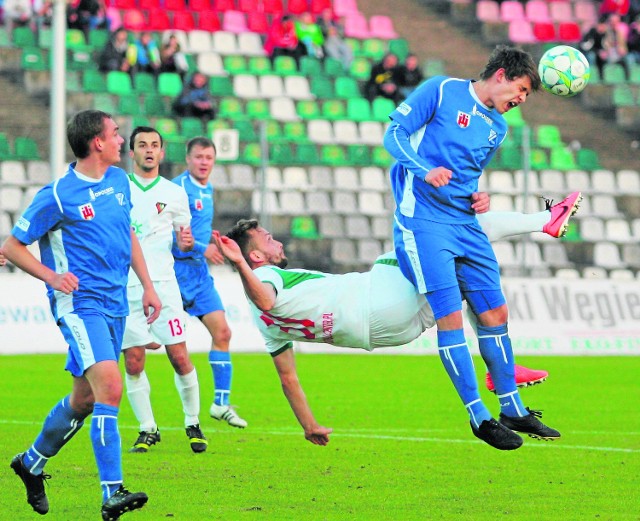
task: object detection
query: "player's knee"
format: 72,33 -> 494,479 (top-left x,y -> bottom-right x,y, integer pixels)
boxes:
124,348 -> 145,375
477,304 -> 509,326
213,325 -> 232,347
167,344 -> 193,372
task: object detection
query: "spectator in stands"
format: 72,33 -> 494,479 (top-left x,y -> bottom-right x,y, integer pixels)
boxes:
160,33 -> 189,81
599,0 -> 630,19
98,27 -> 132,74
172,72 -> 216,122
580,14 -> 629,79
316,7 -> 344,38
364,52 -> 403,104
67,0 -> 109,40
323,25 -> 353,70
127,31 -> 161,77
3,0 -> 32,37
397,53 -> 424,100
295,11 -> 325,59
264,14 -> 307,67
627,15 -> 640,64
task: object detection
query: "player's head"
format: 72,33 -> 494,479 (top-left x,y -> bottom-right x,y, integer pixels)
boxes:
185,136 -> 216,183
67,109 -> 123,161
129,126 -> 165,174
479,45 -> 541,113
226,219 -> 288,269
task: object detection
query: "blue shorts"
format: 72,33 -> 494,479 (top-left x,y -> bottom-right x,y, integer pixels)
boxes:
59,311 -> 126,377
174,258 -> 225,318
393,213 -> 502,295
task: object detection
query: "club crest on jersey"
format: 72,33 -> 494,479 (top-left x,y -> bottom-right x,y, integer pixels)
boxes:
488,129 -> 497,144
457,111 -> 470,128
79,203 -> 95,220
116,193 -> 125,206
156,202 -> 167,214
194,199 -> 203,211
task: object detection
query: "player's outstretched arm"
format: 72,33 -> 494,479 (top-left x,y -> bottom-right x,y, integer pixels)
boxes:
130,229 -> 162,324
213,231 -> 277,311
1,235 -> 79,293
273,349 -> 333,446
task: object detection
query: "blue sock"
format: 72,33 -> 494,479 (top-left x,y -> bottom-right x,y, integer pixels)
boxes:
477,323 -> 527,418
91,403 -> 122,502
437,329 -> 491,428
23,395 -> 86,475
209,351 -> 232,406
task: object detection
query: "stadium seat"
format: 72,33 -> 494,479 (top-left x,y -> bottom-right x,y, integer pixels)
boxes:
283,121 -> 309,143
606,218 -> 633,242
344,12 -> 370,39
233,74 -> 259,99
535,124 -> 562,148
310,76 -> 334,99
349,57 -> 372,81
290,216 -> 320,239
106,71 -> 133,95
308,191 -> 334,216
133,73 -> 157,94
388,38 -> 410,61
371,98 -> 395,122
576,148 -> 601,170
533,22 -> 556,42
612,84 -> 635,106
247,12 -> 269,34
12,26 -> 37,47
525,0 -> 551,23
122,9 -> 147,31
143,94 -> 170,116
246,99 -> 271,119
157,72 -> 183,97
294,143 -> 321,164
347,144 -> 371,166
334,77 -> 362,99
308,119 -> 334,144
186,30 -> 212,53
300,56 -> 323,77
237,32 -> 266,56
360,38 -> 387,61
310,0 -> 331,14
0,186 -> 23,214
139,0 -> 160,8
21,48 -> 47,71
558,22 -> 582,43
333,120 -> 359,144
273,56 -> 298,76
358,191 -> 387,215
368,15 -> 398,39
321,144 -> 347,166
590,169 -> 616,194
283,76 -> 312,100
333,0 -> 359,17
154,118 -> 180,137
346,98 -> 372,122
476,0 -> 500,22
539,169 -> 565,193
297,100 -> 321,120
0,161 -> 27,186
196,51 -> 226,76
333,191 -> 358,214
500,1 -> 525,21
223,55 -> 248,75
371,145 -> 392,168
181,117 -> 205,138
212,31 -> 239,55
222,10 -> 249,33
334,167 -> 360,191
357,238 -> 383,264
118,94 -> 141,116
331,238 -> 357,264
603,63 -> 627,84
218,97 -> 244,119
322,99 -> 347,121
508,20 -> 536,43
359,121 -> 385,146
247,56 -> 272,75
269,96 -> 298,121
549,147 -> 576,171
259,75 -> 285,98
573,0 -> 597,26
616,169 -> 640,193
83,70 -> 108,93
323,57 -> 346,77
269,143 -> 293,165
593,242 -> 624,269
591,194 -> 621,217
197,11 -> 222,32
148,9 -> 171,31
262,0 -> 284,15
26,161 -> 50,185
287,0 -> 310,14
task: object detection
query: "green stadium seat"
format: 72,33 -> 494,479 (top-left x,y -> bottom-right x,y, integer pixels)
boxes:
132,116 -> 152,128
247,56 -> 272,75
67,48 -> 95,70
218,97 -> 245,119
334,77 -> 361,99
0,133 -> 14,160
93,93 -> 117,113
371,145 -> 392,168
158,72 -> 183,97
133,73 -> 157,94
294,143 -> 321,164
290,216 -> 319,239
118,94 -> 141,116
210,76 -> 234,97
549,146 -> 577,171
0,28 -> 11,47
270,143 -> 293,164
207,119 -> 231,139
371,97 -> 395,122
503,105 -> 526,127
322,99 -> 346,120
500,147 -> 522,169
612,84 -> 635,106
576,148 -> 600,170
344,37 -> 362,57
66,29 -> 88,50
13,26 -> 36,47
360,38 -> 386,61
233,119 -> 257,141
300,56 -> 322,77
246,99 -> 270,119
629,65 -> 640,86
181,117 -> 205,138
347,144 -> 371,166
323,57 -> 345,77
283,121 -> 309,143
106,71 -> 133,95
310,76 -> 335,99
223,55 -> 248,75
346,98 -> 372,122
321,144 -> 347,166
164,138 -> 187,163
143,94 -> 170,116
388,38 -> 410,61
296,99 -> 321,120
349,57 -> 371,81
38,27 -> 52,49
240,142 -> 263,165
273,55 -> 298,76
529,148 -> 549,170
535,124 -> 562,148
154,118 -> 180,137
21,47 -> 47,70
602,63 -> 627,85
88,29 -> 110,50
65,71 -> 82,92
14,137 -> 40,160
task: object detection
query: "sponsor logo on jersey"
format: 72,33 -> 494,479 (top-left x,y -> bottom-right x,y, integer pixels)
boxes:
488,129 -> 497,144
156,202 -> 167,214
472,104 -> 494,126
79,203 -> 95,220
397,102 -> 412,116
89,187 -> 115,201
16,216 -> 30,231
199,190 -> 212,199
322,313 -> 334,343
115,193 -> 125,206
194,199 -> 203,211
457,111 -> 470,128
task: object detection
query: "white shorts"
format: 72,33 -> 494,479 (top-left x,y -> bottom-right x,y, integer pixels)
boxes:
368,255 -> 436,349
123,279 -> 187,349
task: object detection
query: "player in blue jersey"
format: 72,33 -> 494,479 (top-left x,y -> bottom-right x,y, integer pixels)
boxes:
172,136 -> 248,428
2,110 -> 161,519
385,45 -> 565,451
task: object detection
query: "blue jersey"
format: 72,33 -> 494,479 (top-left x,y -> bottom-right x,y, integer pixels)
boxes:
11,163 -> 132,320
171,170 -> 213,261
385,76 -> 507,223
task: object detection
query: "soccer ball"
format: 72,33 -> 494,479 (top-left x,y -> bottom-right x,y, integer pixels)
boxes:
538,45 -> 590,97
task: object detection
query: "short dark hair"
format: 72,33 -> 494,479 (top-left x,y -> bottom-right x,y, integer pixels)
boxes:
186,136 -> 216,155
480,45 -> 541,92
67,110 -> 111,159
226,219 -> 259,264
129,126 -> 164,150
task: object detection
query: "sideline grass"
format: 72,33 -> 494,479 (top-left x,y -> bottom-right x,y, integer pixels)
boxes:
1,353 -> 638,520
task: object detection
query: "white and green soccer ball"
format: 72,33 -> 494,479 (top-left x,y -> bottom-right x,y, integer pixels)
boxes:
538,45 -> 590,97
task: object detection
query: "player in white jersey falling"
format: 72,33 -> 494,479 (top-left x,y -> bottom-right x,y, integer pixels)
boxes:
122,126 -> 208,454
213,193 -> 580,446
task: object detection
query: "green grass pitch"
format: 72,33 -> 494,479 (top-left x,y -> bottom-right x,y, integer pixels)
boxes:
1,353 -> 638,520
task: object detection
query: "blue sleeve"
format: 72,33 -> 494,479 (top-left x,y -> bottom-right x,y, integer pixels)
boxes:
12,185 -> 62,245
192,241 -> 208,255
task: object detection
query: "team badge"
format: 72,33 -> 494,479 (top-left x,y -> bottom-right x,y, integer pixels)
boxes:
488,129 -> 497,144
457,111 -> 470,128
194,199 -> 203,211
156,202 -> 167,213
79,203 -> 95,220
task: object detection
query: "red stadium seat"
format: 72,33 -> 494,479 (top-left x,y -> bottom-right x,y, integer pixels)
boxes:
213,0 -> 235,11
286,0 -> 308,15
310,0 -> 332,15
197,10 -> 222,31
533,21 -> 557,41
238,0 -> 257,12
261,0 -> 284,15
558,21 -> 582,42
247,11 -> 269,33
123,9 -> 147,30
172,10 -> 196,30
113,0 -> 135,8
138,0 -> 159,9
189,0 -> 211,10
147,8 -> 171,30
165,0 -> 186,9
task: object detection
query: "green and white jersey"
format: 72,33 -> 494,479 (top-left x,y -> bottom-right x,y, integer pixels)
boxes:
251,252 -> 435,355
251,265 -> 371,355
128,173 -> 191,285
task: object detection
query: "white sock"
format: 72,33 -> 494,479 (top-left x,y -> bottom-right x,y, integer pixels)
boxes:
125,371 -> 156,432
477,210 -> 549,242
174,369 -> 200,427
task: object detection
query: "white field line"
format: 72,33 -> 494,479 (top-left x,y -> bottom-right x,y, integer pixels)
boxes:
2,419 -> 638,453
